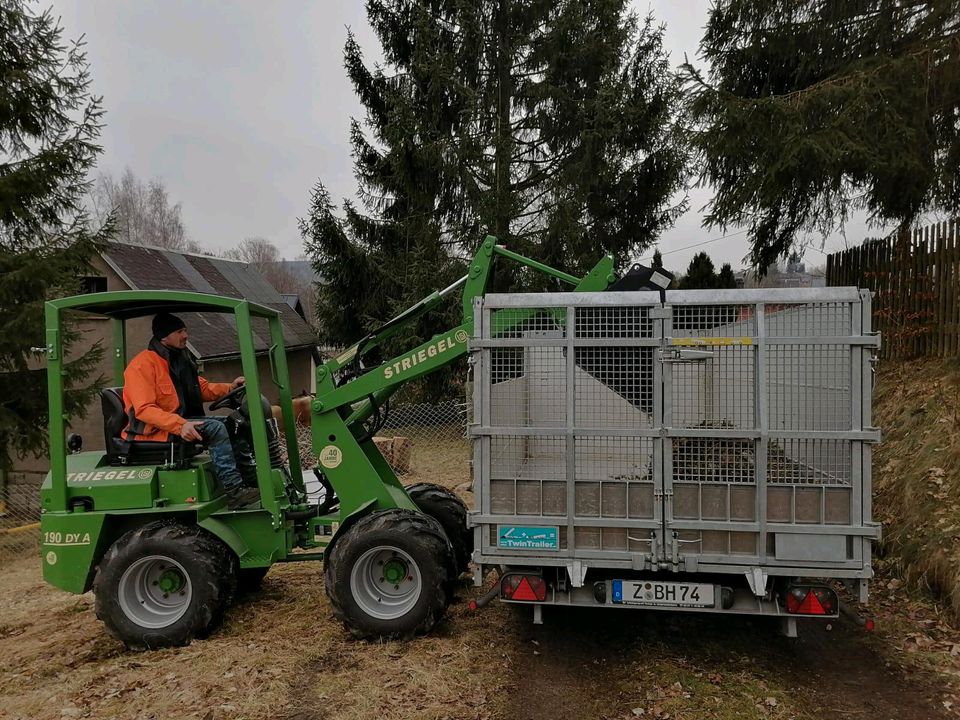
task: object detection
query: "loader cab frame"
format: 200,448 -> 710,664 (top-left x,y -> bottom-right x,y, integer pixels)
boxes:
43,290 -> 304,524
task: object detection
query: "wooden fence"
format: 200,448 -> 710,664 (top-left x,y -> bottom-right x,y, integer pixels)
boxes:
826,220 -> 960,359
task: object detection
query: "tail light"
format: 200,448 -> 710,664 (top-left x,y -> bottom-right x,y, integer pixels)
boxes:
785,585 -> 838,616
501,574 -> 547,602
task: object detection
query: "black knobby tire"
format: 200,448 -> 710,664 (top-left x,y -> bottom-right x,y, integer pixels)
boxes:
94,520 -> 237,650
324,509 -> 453,640
405,482 -> 473,575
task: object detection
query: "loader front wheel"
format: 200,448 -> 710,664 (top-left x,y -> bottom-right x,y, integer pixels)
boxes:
406,482 -> 473,575
324,509 -> 453,640
94,520 -> 236,650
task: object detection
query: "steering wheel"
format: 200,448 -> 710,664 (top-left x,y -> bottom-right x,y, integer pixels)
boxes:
209,383 -> 247,411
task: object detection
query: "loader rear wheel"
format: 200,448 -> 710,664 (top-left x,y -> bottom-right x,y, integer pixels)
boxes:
406,482 -> 472,575
324,509 -> 453,640
94,520 -> 237,650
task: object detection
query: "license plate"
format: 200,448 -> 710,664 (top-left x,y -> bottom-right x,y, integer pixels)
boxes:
612,580 -> 715,608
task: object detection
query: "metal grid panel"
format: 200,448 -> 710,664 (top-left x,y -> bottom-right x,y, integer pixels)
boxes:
489,435 -> 566,517
671,304 -> 754,337
768,439 -> 851,485
575,306 -> 653,338
574,347 -> 654,427
574,437 -> 654,520
672,438 -> 756,484
766,345 -> 851,430
765,302 -> 852,337
670,345 -> 755,429
490,308 -> 566,338
489,347 -> 567,427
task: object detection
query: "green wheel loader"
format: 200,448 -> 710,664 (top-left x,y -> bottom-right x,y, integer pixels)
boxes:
38,237 -> 621,649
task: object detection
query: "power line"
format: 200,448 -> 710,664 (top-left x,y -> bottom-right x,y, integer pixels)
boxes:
638,229 -> 749,262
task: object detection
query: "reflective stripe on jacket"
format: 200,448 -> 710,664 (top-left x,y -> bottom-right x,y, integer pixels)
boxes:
122,349 -> 232,442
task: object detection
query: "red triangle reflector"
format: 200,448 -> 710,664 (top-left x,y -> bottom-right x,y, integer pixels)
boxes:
512,577 -> 539,602
797,590 -> 826,615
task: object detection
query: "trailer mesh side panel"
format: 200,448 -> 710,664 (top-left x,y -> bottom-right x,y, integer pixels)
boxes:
472,288 -> 878,578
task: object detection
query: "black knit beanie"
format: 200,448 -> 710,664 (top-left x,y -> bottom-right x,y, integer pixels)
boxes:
152,312 -> 186,340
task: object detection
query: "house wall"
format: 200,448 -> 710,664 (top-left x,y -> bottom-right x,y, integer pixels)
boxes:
7,257 -> 315,518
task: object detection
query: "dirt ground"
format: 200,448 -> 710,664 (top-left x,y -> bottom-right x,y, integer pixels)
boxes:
5,412 -> 960,719
2,547 -> 960,720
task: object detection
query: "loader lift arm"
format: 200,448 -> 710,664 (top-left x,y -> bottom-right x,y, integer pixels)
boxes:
308,236 -> 615,525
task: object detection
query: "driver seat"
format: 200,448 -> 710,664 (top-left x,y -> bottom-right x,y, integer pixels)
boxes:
100,387 -> 202,466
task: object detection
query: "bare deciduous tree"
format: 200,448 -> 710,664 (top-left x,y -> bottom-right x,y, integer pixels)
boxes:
90,168 -> 197,251
224,236 -> 309,299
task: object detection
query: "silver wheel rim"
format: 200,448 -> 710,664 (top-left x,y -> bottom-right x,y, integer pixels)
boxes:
349,545 -> 422,620
117,555 -> 192,628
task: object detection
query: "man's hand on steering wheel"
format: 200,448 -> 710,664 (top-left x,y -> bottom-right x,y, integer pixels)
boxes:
230,376 -> 245,390
210,380 -> 247,411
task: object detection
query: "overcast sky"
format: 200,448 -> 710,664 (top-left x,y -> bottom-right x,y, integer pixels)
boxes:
48,1 -> 875,275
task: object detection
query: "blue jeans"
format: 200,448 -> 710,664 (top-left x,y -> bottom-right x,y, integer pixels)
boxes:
187,417 -> 243,489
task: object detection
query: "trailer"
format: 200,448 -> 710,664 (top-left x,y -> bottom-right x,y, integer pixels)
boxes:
468,288 -> 881,635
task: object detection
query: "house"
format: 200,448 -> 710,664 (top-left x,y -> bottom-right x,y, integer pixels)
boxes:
6,242 -> 318,519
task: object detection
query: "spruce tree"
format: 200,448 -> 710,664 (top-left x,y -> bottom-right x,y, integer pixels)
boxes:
684,0 -> 960,270
678,251 -> 717,289
0,1 -> 108,501
717,262 -> 737,289
302,0 -> 688,389
651,248 -> 664,270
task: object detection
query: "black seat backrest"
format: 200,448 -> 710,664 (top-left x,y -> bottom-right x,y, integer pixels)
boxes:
99,386 -> 200,467
100,387 -> 127,447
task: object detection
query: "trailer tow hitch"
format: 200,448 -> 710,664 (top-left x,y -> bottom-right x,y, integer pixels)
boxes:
839,601 -> 876,631
469,570 -> 502,611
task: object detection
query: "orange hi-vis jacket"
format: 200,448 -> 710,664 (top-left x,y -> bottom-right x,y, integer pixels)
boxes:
122,349 -> 232,442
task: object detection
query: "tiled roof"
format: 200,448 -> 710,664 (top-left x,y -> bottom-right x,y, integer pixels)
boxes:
102,243 -> 317,359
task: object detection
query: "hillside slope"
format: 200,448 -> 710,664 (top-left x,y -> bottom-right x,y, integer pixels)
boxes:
874,357 -> 960,616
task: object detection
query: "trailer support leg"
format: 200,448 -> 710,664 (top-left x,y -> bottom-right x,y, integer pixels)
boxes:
780,617 -> 797,638
532,604 -> 543,625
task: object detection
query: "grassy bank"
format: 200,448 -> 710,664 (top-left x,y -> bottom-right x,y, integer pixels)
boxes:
874,357 -> 960,617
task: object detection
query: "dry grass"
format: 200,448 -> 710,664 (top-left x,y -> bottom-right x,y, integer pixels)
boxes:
607,657 -> 810,720
0,430 -> 507,720
873,357 -> 960,620
7,387 -> 960,719
0,556 -> 511,720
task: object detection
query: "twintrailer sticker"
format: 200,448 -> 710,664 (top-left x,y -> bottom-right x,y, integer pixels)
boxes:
497,525 -> 559,551
319,445 -> 343,469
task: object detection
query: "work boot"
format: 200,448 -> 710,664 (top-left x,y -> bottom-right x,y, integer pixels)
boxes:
225,485 -> 261,510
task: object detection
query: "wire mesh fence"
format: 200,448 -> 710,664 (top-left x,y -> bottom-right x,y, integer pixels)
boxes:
290,399 -> 471,488
0,400 -> 472,568
0,470 -> 43,561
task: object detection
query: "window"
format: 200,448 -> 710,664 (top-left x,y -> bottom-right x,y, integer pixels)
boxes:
79,276 -> 107,294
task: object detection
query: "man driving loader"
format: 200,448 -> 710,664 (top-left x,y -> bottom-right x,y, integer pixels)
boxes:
122,312 -> 259,509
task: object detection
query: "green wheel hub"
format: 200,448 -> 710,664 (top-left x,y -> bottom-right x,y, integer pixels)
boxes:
156,569 -> 184,594
382,558 -> 408,585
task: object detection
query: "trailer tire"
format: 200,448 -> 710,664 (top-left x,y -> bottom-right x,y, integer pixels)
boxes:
406,482 -> 472,575
94,520 -> 237,650
324,509 -> 453,640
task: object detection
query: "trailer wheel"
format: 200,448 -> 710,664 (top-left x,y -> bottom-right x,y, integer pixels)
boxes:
406,482 -> 473,575
324,509 -> 453,640
94,520 -> 237,650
